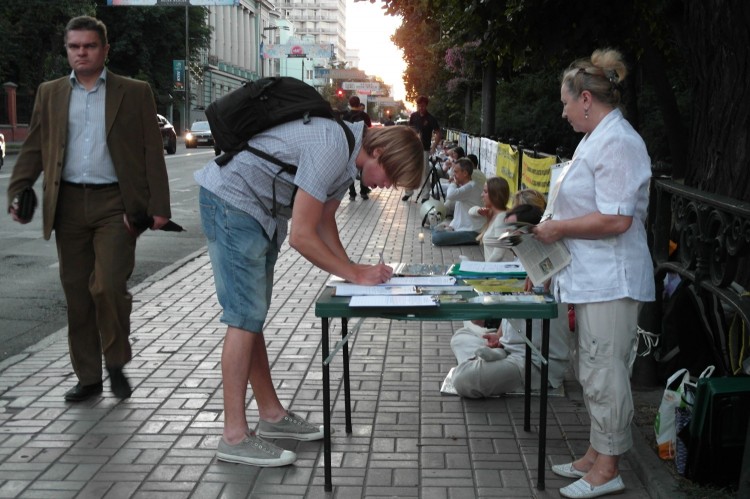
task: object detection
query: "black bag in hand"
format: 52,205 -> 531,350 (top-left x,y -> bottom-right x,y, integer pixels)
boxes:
16,187 -> 37,221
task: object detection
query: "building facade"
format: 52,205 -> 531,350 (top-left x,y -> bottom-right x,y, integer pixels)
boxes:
189,0 -> 346,125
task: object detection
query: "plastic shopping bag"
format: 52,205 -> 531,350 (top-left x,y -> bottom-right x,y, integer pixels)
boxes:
654,366 -> 715,460
654,368 -> 690,459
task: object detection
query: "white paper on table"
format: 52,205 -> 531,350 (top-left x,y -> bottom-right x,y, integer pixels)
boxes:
333,285 -> 418,296
348,295 -> 438,308
385,276 -> 456,286
457,261 -> 526,274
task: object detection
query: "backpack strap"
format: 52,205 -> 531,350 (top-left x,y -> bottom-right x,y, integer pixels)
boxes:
216,118 -> 356,168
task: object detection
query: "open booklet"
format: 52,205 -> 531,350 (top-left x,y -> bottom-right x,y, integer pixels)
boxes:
484,222 -> 571,286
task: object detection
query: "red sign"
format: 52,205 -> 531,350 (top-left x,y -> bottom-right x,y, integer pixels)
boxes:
289,45 -> 305,58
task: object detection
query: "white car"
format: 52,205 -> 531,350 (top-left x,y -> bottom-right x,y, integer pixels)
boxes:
0,133 -> 5,169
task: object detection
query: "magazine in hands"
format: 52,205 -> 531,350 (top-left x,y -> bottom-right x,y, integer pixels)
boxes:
483,222 -> 571,286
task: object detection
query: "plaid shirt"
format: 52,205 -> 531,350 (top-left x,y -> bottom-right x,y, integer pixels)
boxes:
195,118 -> 362,243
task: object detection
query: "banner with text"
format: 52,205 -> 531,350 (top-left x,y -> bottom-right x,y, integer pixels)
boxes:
496,143 -> 519,195
520,152 -> 558,196
262,43 -> 333,59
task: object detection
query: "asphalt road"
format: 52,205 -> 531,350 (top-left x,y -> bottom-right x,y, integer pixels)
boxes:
0,145 -> 217,362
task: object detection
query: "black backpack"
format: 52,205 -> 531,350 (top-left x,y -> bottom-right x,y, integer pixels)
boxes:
206,77 -> 355,169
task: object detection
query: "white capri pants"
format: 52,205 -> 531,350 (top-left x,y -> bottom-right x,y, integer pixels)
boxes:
573,298 -> 640,456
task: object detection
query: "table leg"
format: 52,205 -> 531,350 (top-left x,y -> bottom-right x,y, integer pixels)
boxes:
524,318 -> 532,431
322,318 -> 332,492
342,318 -> 352,434
536,318 -> 551,490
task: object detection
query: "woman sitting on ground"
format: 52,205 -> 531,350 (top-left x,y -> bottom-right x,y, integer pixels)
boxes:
468,176 -> 513,262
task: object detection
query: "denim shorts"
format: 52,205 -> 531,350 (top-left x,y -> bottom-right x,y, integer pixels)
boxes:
199,187 -> 279,332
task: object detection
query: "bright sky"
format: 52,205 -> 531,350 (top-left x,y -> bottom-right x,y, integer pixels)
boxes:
345,0 -> 407,104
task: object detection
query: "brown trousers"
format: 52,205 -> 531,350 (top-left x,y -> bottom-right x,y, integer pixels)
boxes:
54,183 -> 136,385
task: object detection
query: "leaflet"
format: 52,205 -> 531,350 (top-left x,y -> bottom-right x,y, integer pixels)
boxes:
348,295 -> 439,308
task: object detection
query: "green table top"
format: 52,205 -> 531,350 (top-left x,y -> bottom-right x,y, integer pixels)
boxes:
315,288 -> 558,321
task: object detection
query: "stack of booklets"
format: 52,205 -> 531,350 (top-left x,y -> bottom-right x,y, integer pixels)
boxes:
447,261 -> 527,279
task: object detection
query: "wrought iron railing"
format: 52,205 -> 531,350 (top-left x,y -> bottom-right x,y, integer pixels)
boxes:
649,176 -> 750,375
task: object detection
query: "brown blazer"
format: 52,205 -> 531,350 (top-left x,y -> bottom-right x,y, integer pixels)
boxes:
7,71 -> 171,240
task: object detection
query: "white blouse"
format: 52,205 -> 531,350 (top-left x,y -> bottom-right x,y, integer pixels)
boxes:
551,108 -> 655,304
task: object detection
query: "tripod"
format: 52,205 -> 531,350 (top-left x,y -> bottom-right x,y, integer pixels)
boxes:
415,157 -> 446,202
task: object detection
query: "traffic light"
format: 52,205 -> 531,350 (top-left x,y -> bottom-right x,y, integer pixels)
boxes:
336,88 -> 344,98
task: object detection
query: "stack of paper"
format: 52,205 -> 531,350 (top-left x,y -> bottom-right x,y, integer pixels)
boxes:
447,261 -> 527,279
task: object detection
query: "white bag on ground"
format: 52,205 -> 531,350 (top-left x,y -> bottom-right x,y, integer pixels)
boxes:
654,366 -> 715,460
654,368 -> 690,459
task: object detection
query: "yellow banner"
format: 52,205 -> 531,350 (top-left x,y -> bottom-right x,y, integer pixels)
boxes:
496,143 -> 519,195
520,153 -> 557,196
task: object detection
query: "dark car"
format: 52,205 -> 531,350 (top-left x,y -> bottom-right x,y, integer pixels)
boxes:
158,114 -> 177,155
185,121 -> 214,148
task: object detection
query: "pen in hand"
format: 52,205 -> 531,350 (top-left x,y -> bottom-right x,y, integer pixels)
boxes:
378,251 -> 385,265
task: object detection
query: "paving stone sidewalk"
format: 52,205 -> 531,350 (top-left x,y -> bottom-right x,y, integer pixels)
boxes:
0,188 -> 679,498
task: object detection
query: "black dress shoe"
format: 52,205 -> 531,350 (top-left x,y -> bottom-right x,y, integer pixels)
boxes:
401,195 -> 410,201
64,381 -> 103,402
107,367 -> 132,399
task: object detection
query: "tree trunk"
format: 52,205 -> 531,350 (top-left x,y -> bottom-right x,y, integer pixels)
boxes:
481,58 -> 496,136
639,33 -> 688,179
683,0 -> 750,201
464,86 -> 472,131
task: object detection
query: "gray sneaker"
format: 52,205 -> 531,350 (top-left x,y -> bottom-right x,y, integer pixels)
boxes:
257,411 -> 325,441
216,433 -> 296,467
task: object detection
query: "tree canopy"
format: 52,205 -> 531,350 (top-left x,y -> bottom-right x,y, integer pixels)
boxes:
0,0 -> 211,116
381,0 -> 750,201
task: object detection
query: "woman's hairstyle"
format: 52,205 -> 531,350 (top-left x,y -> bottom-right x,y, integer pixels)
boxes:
506,203 -> 544,225
467,154 -> 479,168
454,157 -> 474,176
362,126 -> 424,189
512,188 -> 547,211
65,16 -> 108,47
486,177 -> 510,211
453,146 -> 466,158
561,48 -> 627,109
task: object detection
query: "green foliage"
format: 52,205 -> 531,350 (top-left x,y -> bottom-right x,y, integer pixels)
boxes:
0,0 -> 96,92
494,70 -> 579,155
0,0 -> 210,115
96,4 -> 211,107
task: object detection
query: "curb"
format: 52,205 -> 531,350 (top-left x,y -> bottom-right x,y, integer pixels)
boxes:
628,423 -> 686,498
0,246 -> 208,376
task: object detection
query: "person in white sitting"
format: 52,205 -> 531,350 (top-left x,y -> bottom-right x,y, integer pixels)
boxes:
449,203 -> 570,398
431,158 -> 484,246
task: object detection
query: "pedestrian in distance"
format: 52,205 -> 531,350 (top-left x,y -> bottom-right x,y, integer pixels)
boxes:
342,95 -> 372,200
6,16 -> 172,402
402,95 -> 441,202
534,48 -> 655,499
194,120 -> 424,468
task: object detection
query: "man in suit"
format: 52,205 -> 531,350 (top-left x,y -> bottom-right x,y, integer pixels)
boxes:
7,16 -> 171,402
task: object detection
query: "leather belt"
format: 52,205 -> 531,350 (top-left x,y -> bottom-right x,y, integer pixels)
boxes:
62,181 -> 119,190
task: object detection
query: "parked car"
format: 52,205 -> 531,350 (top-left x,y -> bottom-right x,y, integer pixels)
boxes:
395,118 -> 409,126
185,121 -> 214,148
157,114 -> 177,155
0,132 -> 5,169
